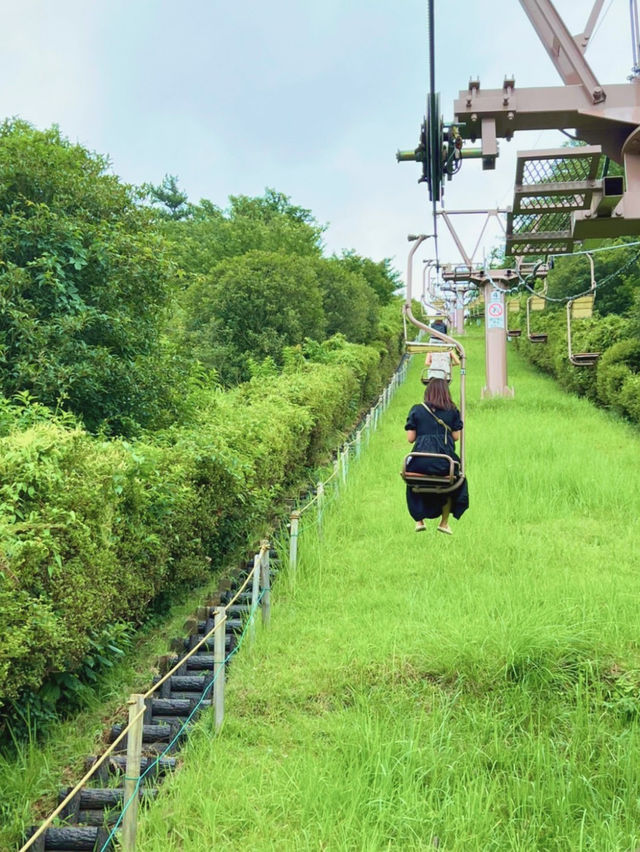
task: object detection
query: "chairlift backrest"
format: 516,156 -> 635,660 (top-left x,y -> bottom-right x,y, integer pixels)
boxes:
570,294 -> 594,319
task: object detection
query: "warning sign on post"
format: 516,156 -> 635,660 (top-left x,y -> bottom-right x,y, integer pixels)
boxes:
487,290 -> 505,329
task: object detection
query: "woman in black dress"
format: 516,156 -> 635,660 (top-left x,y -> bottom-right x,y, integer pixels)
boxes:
404,378 -> 469,534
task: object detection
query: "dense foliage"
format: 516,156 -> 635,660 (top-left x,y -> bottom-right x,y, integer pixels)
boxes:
0,120 -> 183,435
0,124 -> 404,732
511,246 -> 640,423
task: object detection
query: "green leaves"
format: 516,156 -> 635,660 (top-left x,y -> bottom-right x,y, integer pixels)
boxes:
0,120 -> 184,435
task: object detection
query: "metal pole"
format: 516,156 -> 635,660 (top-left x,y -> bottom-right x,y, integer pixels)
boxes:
355,430 -> 361,459
250,552 -> 260,644
365,412 -> 371,445
122,694 -> 145,852
289,511 -> 300,576
261,549 -> 271,627
213,607 -> 226,731
340,448 -> 347,485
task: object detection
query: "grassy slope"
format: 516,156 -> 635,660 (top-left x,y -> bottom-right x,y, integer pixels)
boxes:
137,329 -> 640,851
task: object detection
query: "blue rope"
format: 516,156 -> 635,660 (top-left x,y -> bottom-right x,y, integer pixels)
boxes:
99,588 -> 266,851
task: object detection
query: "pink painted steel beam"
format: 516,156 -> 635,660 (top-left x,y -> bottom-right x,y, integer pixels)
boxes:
518,0 -> 604,101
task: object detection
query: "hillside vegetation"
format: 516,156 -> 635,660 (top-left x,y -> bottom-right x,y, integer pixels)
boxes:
0,121 -> 403,735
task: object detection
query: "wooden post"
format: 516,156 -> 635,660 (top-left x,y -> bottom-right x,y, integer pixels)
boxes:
261,548 -> 271,627
289,511 -> 300,577
121,694 -> 145,852
355,430 -> 361,459
213,607 -> 226,732
250,552 -> 261,645
316,481 -> 324,537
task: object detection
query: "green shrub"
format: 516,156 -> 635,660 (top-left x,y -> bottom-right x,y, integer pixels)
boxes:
0,309 -> 405,726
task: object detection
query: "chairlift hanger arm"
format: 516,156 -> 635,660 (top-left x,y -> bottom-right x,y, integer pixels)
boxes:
518,0 -> 604,99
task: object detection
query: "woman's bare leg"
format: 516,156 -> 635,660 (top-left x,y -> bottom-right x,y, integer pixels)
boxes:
438,500 -> 452,534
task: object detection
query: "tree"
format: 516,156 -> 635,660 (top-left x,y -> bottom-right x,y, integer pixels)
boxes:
182,250 -> 325,385
160,188 -> 325,279
337,251 -> 400,305
145,174 -> 191,220
0,120 -> 183,434
315,257 -> 379,343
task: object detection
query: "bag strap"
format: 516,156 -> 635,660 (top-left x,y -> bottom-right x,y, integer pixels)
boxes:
422,402 -> 450,434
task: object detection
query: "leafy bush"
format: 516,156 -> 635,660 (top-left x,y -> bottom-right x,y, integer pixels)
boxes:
182,250 -> 326,384
0,120 -> 186,435
0,311 -> 405,727
514,304 -> 640,423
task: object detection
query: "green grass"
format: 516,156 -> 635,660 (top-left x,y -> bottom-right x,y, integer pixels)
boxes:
135,329 -> 640,850
57,329 -> 640,849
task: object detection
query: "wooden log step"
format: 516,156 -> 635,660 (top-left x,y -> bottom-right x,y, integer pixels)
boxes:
196,617 -> 243,633
160,656 -> 217,674
151,697 -> 211,715
24,825 -> 113,851
59,787 -> 158,809
170,634 -> 233,654
168,673 -> 212,689
219,589 -> 251,604
181,636 -> 236,652
84,755 -> 175,780
109,723 -> 172,744
152,672 -> 213,691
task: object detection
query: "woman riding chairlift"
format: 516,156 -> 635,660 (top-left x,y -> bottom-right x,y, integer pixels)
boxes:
402,235 -> 468,535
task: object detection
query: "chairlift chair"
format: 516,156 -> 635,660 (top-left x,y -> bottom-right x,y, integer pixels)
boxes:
507,297 -> 522,338
526,289 -> 548,343
401,334 -> 466,493
402,235 -> 466,495
566,254 -> 600,366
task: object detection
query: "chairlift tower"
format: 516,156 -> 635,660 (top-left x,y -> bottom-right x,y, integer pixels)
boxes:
397,1 -> 640,396
453,1 -> 640,253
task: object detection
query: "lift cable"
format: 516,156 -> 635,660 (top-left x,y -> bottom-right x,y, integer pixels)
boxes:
520,249 -> 640,303
427,0 -> 441,270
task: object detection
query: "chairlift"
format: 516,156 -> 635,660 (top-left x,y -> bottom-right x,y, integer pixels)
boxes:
507,297 -> 522,338
566,253 -> 600,366
403,235 -> 466,495
402,324 -> 465,491
526,281 -> 548,343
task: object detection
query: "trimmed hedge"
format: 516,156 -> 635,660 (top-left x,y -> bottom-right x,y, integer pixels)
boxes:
0,307 -> 403,722
512,304 -> 640,419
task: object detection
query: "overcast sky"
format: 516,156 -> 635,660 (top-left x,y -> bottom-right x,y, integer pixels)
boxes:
0,1 -> 633,280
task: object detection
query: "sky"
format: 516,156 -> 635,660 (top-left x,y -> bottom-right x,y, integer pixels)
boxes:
0,1 -> 634,282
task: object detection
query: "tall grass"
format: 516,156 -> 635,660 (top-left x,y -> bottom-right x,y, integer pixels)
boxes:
135,330 -> 640,849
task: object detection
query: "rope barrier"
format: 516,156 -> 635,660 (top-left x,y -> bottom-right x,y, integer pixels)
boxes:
18,706 -> 147,852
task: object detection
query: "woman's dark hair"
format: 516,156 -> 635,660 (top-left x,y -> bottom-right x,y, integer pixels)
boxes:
424,378 -> 456,410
